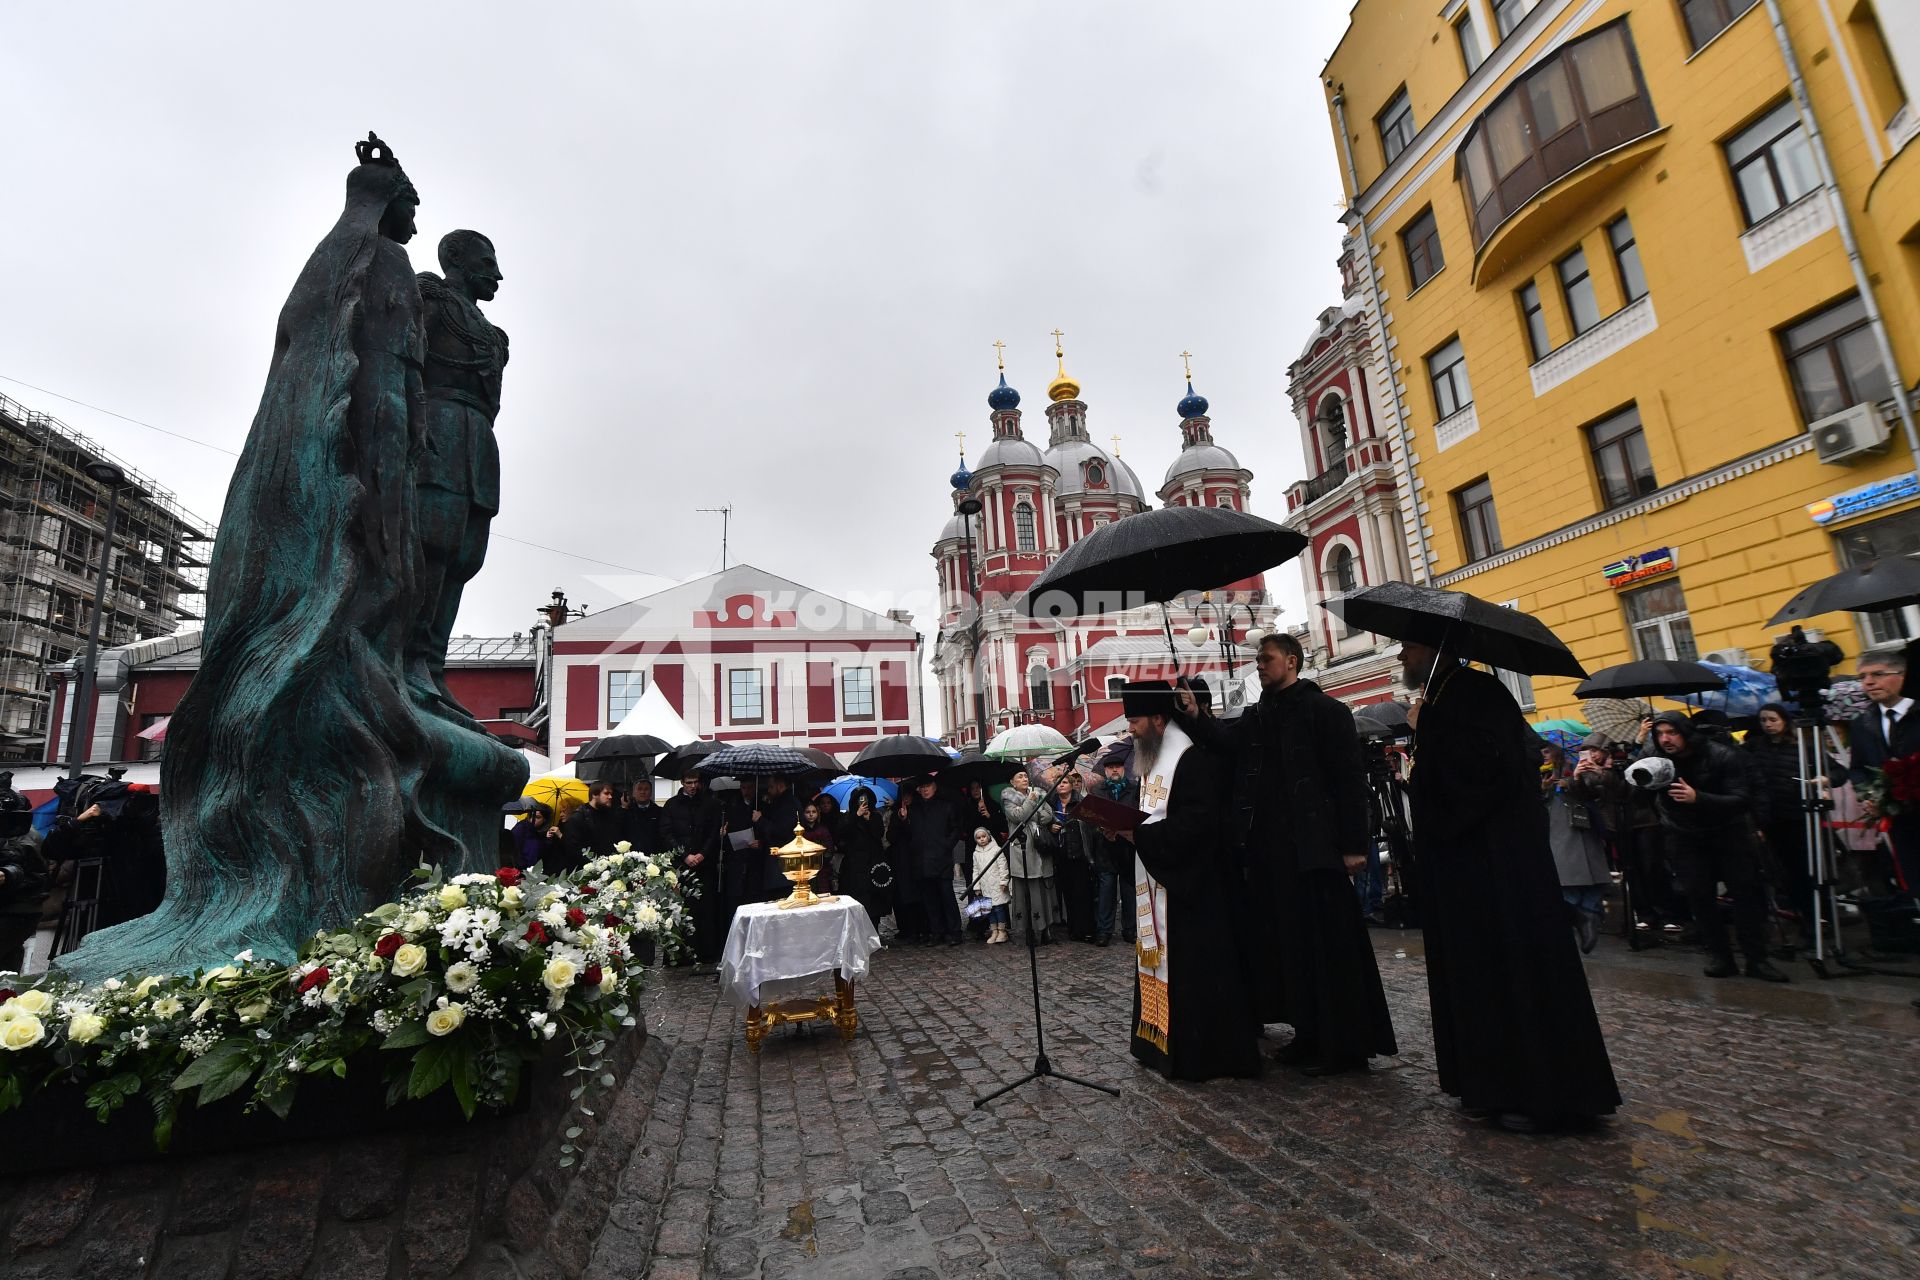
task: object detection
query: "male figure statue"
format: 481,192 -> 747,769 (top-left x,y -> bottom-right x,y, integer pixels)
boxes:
413,229 -> 507,708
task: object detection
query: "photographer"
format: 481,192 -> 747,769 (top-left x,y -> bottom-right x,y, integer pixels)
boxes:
1643,712 -> 1788,982
0,784 -> 50,972
1747,703 -> 1843,942
1551,739 -> 1619,954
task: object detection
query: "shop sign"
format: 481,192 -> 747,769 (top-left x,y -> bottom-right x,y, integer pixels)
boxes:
1602,547 -> 1676,590
1807,472 -> 1920,525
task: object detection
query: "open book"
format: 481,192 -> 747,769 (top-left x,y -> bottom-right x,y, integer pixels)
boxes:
1070,793 -> 1149,834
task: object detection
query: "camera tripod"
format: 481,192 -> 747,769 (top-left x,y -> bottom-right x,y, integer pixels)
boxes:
1788,709 -> 1908,979
1364,765 -> 1417,927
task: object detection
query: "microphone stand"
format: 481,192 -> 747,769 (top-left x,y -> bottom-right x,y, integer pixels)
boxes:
974,778 -> 1119,1108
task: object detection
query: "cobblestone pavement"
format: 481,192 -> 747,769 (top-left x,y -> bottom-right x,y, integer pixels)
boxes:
584,929 -> 1920,1280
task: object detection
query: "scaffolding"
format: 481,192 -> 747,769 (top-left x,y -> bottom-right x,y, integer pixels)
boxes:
0,390 -> 214,761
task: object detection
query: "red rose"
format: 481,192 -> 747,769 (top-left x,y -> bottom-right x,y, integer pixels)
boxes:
298,966 -> 330,994
0,989 -> 14,1005
566,907 -> 587,927
604,913 -> 622,928
583,964 -> 603,986
496,866 -> 523,887
374,933 -> 403,958
523,921 -> 549,945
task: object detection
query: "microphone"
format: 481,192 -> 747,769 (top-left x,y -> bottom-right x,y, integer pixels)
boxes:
1047,738 -> 1103,769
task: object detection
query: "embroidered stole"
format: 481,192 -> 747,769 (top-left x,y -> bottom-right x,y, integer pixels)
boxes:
1133,721 -> 1192,1054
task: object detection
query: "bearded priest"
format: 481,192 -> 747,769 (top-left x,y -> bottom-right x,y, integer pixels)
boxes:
1114,681 -> 1261,1082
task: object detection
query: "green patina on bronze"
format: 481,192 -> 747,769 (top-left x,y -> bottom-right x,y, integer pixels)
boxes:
59,136 -> 527,981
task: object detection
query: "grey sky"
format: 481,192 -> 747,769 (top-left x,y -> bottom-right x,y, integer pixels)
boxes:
3,2 -> 1353,676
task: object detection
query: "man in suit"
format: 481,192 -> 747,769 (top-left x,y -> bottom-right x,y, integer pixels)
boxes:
1848,645 -> 1920,892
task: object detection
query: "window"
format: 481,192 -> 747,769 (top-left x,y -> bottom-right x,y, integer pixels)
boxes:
1518,282 -> 1551,360
1427,338 -> 1474,419
1378,89 -> 1417,164
1605,215 -> 1648,303
1455,21 -> 1656,247
1105,676 -> 1126,699
1013,501 -> 1036,552
1781,294 -> 1893,422
1588,406 -> 1659,508
607,670 -> 646,723
1455,478 -> 1503,561
1028,665 -> 1052,711
728,669 -> 764,724
1085,460 -> 1104,486
1622,580 -> 1697,661
1833,510 -> 1920,645
841,667 -> 874,720
1329,546 -> 1360,637
1456,11 -> 1487,72
1494,0 -> 1538,38
1725,100 -> 1820,227
1402,207 -> 1445,289
1681,0 -> 1758,51
1845,3 -> 1908,129
1494,668 -> 1538,711
1557,248 -> 1601,335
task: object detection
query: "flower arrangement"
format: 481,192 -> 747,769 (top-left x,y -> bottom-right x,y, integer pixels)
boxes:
0,844 -> 692,1164
1862,752 -> 1920,821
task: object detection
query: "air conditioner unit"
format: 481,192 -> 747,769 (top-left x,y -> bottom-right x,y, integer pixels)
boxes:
1811,403 -> 1890,464
1704,648 -> 1748,667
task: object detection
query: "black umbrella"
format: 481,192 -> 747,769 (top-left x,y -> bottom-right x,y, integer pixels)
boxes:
1330,582 -> 1587,679
1573,659 -> 1724,699
694,743 -> 817,778
573,734 -> 673,762
654,739 -> 725,778
849,735 -> 953,779
1018,506 -> 1307,619
793,747 -> 845,775
1353,700 -> 1412,739
938,750 -> 1024,787
1768,557 -> 1920,625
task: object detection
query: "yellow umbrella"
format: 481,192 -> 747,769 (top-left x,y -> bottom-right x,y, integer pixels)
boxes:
522,775 -> 588,824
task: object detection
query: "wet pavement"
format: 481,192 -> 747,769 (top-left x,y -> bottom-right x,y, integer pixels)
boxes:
587,924 -> 1920,1280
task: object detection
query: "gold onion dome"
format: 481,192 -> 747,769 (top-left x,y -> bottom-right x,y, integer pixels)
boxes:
1046,329 -> 1080,402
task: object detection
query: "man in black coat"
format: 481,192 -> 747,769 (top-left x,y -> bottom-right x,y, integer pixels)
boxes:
1089,751 -> 1138,947
1116,681 -> 1260,1082
746,776 -> 802,902
556,780 -> 625,875
1849,646 -> 1920,892
1177,633 -> 1396,1074
660,774 -> 724,963
1401,641 -> 1620,1133
1646,712 -> 1788,982
894,776 -> 967,946
0,784 -> 50,973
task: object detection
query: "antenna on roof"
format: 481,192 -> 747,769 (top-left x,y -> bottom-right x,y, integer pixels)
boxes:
697,505 -> 733,570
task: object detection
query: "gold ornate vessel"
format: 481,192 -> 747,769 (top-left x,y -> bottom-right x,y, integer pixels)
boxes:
774,822 -> 837,909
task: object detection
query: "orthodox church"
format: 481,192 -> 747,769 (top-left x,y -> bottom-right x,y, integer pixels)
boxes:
931,339 -> 1279,748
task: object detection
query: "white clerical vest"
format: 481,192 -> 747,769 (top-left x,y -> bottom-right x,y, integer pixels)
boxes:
1134,721 -> 1192,1053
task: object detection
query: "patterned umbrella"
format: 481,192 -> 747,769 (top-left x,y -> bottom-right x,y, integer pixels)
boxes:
984,724 -> 1073,761
1532,717 -> 1592,751
1580,697 -> 1651,744
694,743 -> 817,778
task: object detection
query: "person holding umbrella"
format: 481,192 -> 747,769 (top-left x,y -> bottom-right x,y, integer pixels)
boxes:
895,776 -> 968,946
660,774 -> 723,965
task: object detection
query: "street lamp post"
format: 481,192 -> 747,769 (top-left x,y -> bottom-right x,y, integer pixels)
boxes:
958,496 -> 989,749
66,460 -> 130,780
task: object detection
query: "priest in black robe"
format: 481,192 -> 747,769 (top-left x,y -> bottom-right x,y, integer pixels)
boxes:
1115,682 -> 1260,1083
1401,642 -> 1621,1132
1177,633 -> 1397,1074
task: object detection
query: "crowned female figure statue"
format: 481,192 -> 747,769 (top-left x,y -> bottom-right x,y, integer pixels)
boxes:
61,135 -> 505,980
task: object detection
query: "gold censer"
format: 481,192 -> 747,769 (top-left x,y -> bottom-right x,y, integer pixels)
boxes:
774,822 -> 837,909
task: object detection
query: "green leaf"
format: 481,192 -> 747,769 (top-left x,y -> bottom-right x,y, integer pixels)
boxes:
448,1042 -> 476,1120
259,1077 -> 296,1121
147,1083 -> 177,1152
407,1040 -> 455,1100
172,1040 -> 257,1106
381,1021 -> 430,1050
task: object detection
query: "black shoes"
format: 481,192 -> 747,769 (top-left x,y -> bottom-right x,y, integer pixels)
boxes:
1703,956 -> 1739,978
1300,1057 -> 1367,1078
1574,914 -> 1599,955
1746,959 -> 1790,983
1495,1113 -> 1538,1134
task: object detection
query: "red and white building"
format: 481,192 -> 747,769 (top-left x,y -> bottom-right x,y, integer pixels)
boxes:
1282,236 -> 1419,708
932,349 -> 1278,747
548,565 -> 923,763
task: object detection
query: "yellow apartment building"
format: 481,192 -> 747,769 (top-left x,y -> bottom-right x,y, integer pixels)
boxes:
1319,0 -> 1920,717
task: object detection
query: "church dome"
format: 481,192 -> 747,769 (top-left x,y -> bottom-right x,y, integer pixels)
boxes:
1110,455 -> 1146,500
938,508 -> 969,544
977,435 -> 1046,469
1177,381 -> 1210,420
950,461 -> 973,491
1047,369 -> 1081,402
1163,442 -> 1244,486
1045,437 -> 1143,501
987,372 -> 1021,411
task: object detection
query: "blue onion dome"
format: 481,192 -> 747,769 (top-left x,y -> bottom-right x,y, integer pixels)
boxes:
1177,379 -> 1209,420
988,372 -> 1021,411
949,461 -> 972,491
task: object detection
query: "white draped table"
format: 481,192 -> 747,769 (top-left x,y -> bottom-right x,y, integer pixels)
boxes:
719,897 -> 882,1051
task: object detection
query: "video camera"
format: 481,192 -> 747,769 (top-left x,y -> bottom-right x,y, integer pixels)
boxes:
1769,624 -> 1843,707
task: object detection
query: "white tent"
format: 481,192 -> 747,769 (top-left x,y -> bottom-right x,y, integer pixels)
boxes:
608,682 -> 698,746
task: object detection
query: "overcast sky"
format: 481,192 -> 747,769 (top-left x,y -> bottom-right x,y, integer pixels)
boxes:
3,1 -> 1354,686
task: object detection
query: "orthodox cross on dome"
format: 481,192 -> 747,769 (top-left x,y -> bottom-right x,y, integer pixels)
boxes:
1110,434 -> 1123,457
954,430 -> 966,454
992,338 -> 1006,370
1179,350 -> 1193,379
1051,328 -> 1066,357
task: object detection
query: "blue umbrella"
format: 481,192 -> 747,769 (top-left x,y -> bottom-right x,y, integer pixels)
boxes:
1661,662 -> 1776,717
819,774 -> 898,808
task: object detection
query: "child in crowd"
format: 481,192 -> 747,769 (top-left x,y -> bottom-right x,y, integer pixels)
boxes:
971,827 -> 1011,945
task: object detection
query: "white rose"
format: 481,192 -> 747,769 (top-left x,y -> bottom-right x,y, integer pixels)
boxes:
11,989 -> 53,1015
500,885 -> 524,910
444,961 -> 480,994
390,944 -> 428,978
2,1014 -> 46,1051
66,1011 -> 105,1043
438,883 -> 467,911
608,879 -> 628,893
541,958 -> 577,993
635,903 -> 662,931
425,1003 -> 467,1037
666,870 -> 679,887
614,840 -> 633,854
645,863 -> 661,878
598,966 -> 619,995
405,911 -> 432,934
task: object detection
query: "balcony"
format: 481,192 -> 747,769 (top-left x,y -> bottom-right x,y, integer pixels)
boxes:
1529,294 -> 1659,397
1457,19 -> 1659,253
1302,456 -> 1350,502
